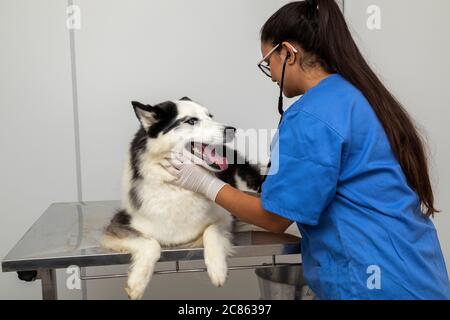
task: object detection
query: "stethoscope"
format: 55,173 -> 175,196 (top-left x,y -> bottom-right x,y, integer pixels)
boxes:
277,52 -> 290,117
258,52 -> 292,193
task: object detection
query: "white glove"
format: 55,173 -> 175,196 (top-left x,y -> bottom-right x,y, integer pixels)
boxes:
163,152 -> 228,201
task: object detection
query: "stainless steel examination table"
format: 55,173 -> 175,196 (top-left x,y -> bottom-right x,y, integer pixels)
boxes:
1,200 -> 301,300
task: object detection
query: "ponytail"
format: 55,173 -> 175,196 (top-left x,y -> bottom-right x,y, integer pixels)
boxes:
261,0 -> 438,217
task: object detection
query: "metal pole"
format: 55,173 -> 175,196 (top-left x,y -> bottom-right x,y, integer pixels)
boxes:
39,269 -> 58,300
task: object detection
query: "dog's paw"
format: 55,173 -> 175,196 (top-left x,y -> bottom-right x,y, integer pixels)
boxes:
205,260 -> 228,287
125,280 -> 147,300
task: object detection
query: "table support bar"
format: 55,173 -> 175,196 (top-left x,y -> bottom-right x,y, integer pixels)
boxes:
80,262 -> 301,281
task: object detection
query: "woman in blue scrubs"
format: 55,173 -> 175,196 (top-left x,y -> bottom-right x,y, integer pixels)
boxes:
166,0 -> 450,299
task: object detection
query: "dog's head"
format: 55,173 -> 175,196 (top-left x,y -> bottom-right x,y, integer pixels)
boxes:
132,97 -> 235,171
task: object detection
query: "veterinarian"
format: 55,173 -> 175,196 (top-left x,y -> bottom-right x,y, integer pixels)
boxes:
165,0 -> 450,299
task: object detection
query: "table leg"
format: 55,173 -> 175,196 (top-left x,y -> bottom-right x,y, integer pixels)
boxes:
39,269 -> 58,300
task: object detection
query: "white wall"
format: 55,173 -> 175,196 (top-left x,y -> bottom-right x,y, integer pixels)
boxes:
1,0 -> 448,299
0,0 -> 78,299
73,0 -> 291,203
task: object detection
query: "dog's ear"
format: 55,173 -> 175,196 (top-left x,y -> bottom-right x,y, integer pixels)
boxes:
180,96 -> 192,102
132,101 -> 158,130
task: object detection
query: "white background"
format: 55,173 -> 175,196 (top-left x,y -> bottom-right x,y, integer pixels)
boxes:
0,0 -> 448,299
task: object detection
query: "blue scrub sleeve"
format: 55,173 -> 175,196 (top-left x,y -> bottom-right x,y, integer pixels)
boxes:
261,110 -> 344,226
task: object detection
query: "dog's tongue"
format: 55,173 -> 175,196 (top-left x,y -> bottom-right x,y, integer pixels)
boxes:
203,145 -> 228,171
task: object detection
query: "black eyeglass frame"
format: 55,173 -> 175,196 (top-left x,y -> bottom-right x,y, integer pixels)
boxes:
257,43 -> 281,78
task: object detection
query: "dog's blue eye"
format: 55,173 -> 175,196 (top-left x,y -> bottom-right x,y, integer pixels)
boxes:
186,118 -> 199,125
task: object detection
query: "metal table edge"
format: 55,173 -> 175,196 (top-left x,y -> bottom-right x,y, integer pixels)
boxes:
2,241 -> 301,272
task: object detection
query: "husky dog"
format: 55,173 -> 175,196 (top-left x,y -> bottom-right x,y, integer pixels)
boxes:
101,97 -> 262,299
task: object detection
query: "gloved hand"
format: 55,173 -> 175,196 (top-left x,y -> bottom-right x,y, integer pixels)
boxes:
163,152 -> 228,201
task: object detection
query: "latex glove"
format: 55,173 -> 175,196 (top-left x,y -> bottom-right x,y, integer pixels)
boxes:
163,152 -> 228,201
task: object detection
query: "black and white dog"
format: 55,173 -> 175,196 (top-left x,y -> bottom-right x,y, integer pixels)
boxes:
101,97 -> 263,299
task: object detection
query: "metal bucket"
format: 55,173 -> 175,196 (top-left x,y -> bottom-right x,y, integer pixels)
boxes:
255,265 -> 315,300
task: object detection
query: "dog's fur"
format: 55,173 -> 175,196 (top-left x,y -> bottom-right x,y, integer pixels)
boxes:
101,97 -> 262,299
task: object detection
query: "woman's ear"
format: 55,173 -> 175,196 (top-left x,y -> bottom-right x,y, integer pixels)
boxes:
282,41 -> 299,65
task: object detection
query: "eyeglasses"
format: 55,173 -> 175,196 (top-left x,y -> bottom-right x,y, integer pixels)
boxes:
257,43 -> 298,78
257,43 -> 280,78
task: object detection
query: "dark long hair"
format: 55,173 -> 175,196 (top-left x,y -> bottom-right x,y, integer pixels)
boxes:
261,0 -> 438,217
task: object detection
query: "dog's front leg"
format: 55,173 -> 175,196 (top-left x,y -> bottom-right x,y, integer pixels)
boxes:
125,237 -> 161,300
203,223 -> 233,287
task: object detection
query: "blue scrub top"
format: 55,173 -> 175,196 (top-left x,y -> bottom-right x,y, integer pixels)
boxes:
261,73 -> 450,300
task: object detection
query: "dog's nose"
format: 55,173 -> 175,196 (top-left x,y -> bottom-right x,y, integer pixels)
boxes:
225,126 -> 236,133
224,126 -> 236,143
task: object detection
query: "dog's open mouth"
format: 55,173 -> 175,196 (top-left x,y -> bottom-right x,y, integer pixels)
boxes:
186,142 -> 229,171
